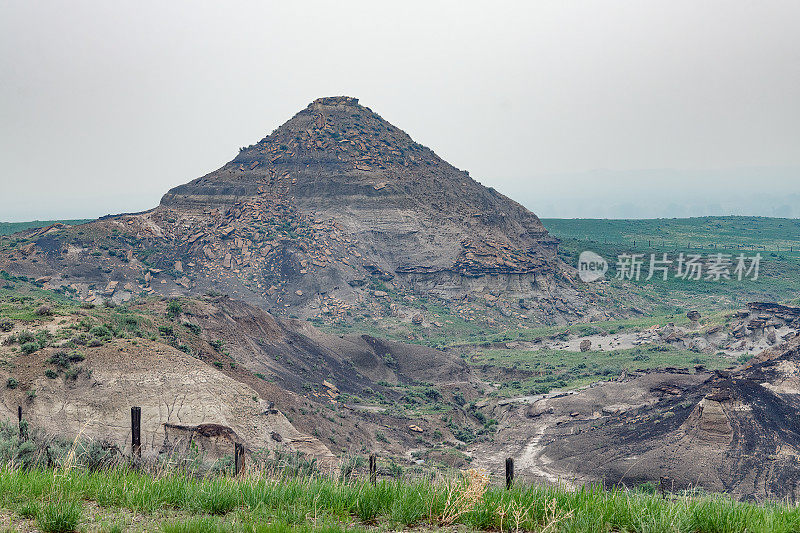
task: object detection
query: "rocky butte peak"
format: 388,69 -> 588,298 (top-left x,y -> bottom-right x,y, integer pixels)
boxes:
309,96 -> 360,107
161,95 -> 460,210
157,97 -> 580,318
2,97 -> 585,323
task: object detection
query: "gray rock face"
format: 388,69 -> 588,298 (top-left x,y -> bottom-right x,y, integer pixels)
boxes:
161,96 -> 559,279
159,97 -> 578,315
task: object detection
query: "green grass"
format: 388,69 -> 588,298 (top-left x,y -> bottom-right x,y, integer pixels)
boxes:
473,344 -> 732,397
0,220 -> 92,236
36,497 -> 83,533
1,466 -> 799,532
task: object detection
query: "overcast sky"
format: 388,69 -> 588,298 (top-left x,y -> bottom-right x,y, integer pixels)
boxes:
1,0 -> 799,221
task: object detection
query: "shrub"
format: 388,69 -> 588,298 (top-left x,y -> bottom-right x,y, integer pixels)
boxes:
388,461 -> 404,478
35,329 -> 53,348
0,430 -> 36,469
17,330 -> 35,344
35,305 -> 53,316
209,339 -> 224,352
340,455 -> 365,480
6,377 -> 18,389
184,322 -> 202,335
166,300 -> 183,319
64,367 -> 82,381
158,325 -> 174,337
21,342 -> 40,354
48,351 -> 72,369
0,319 -> 13,332
44,369 -> 58,379
89,325 -> 112,340
71,333 -> 91,346
423,387 -> 441,401
83,440 -> 117,470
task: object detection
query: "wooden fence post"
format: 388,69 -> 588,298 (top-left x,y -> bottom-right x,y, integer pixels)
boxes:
659,476 -> 672,498
505,457 -> 514,490
369,454 -> 377,485
131,406 -> 141,460
17,406 -> 26,440
234,442 -> 245,476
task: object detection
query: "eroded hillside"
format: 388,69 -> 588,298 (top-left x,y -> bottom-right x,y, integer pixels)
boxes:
0,97 -> 593,329
0,277 -> 489,470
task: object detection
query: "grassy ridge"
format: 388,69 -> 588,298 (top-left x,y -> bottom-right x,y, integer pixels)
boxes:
1,466 -> 799,532
543,217 -> 800,311
0,219 -> 92,236
543,216 -> 800,251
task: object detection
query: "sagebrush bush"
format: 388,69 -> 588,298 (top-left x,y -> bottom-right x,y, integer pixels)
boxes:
21,342 -> 40,354
70,333 -> 90,346
16,330 -> 35,344
89,325 -> 112,340
47,351 -> 72,369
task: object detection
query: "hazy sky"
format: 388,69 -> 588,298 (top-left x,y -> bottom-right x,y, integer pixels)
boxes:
1,1 -> 799,221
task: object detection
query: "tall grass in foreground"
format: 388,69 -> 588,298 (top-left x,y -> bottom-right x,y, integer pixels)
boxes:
1,465 -> 799,532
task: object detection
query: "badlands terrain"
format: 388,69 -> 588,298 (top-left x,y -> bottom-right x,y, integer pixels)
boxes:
1,98 -> 800,502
